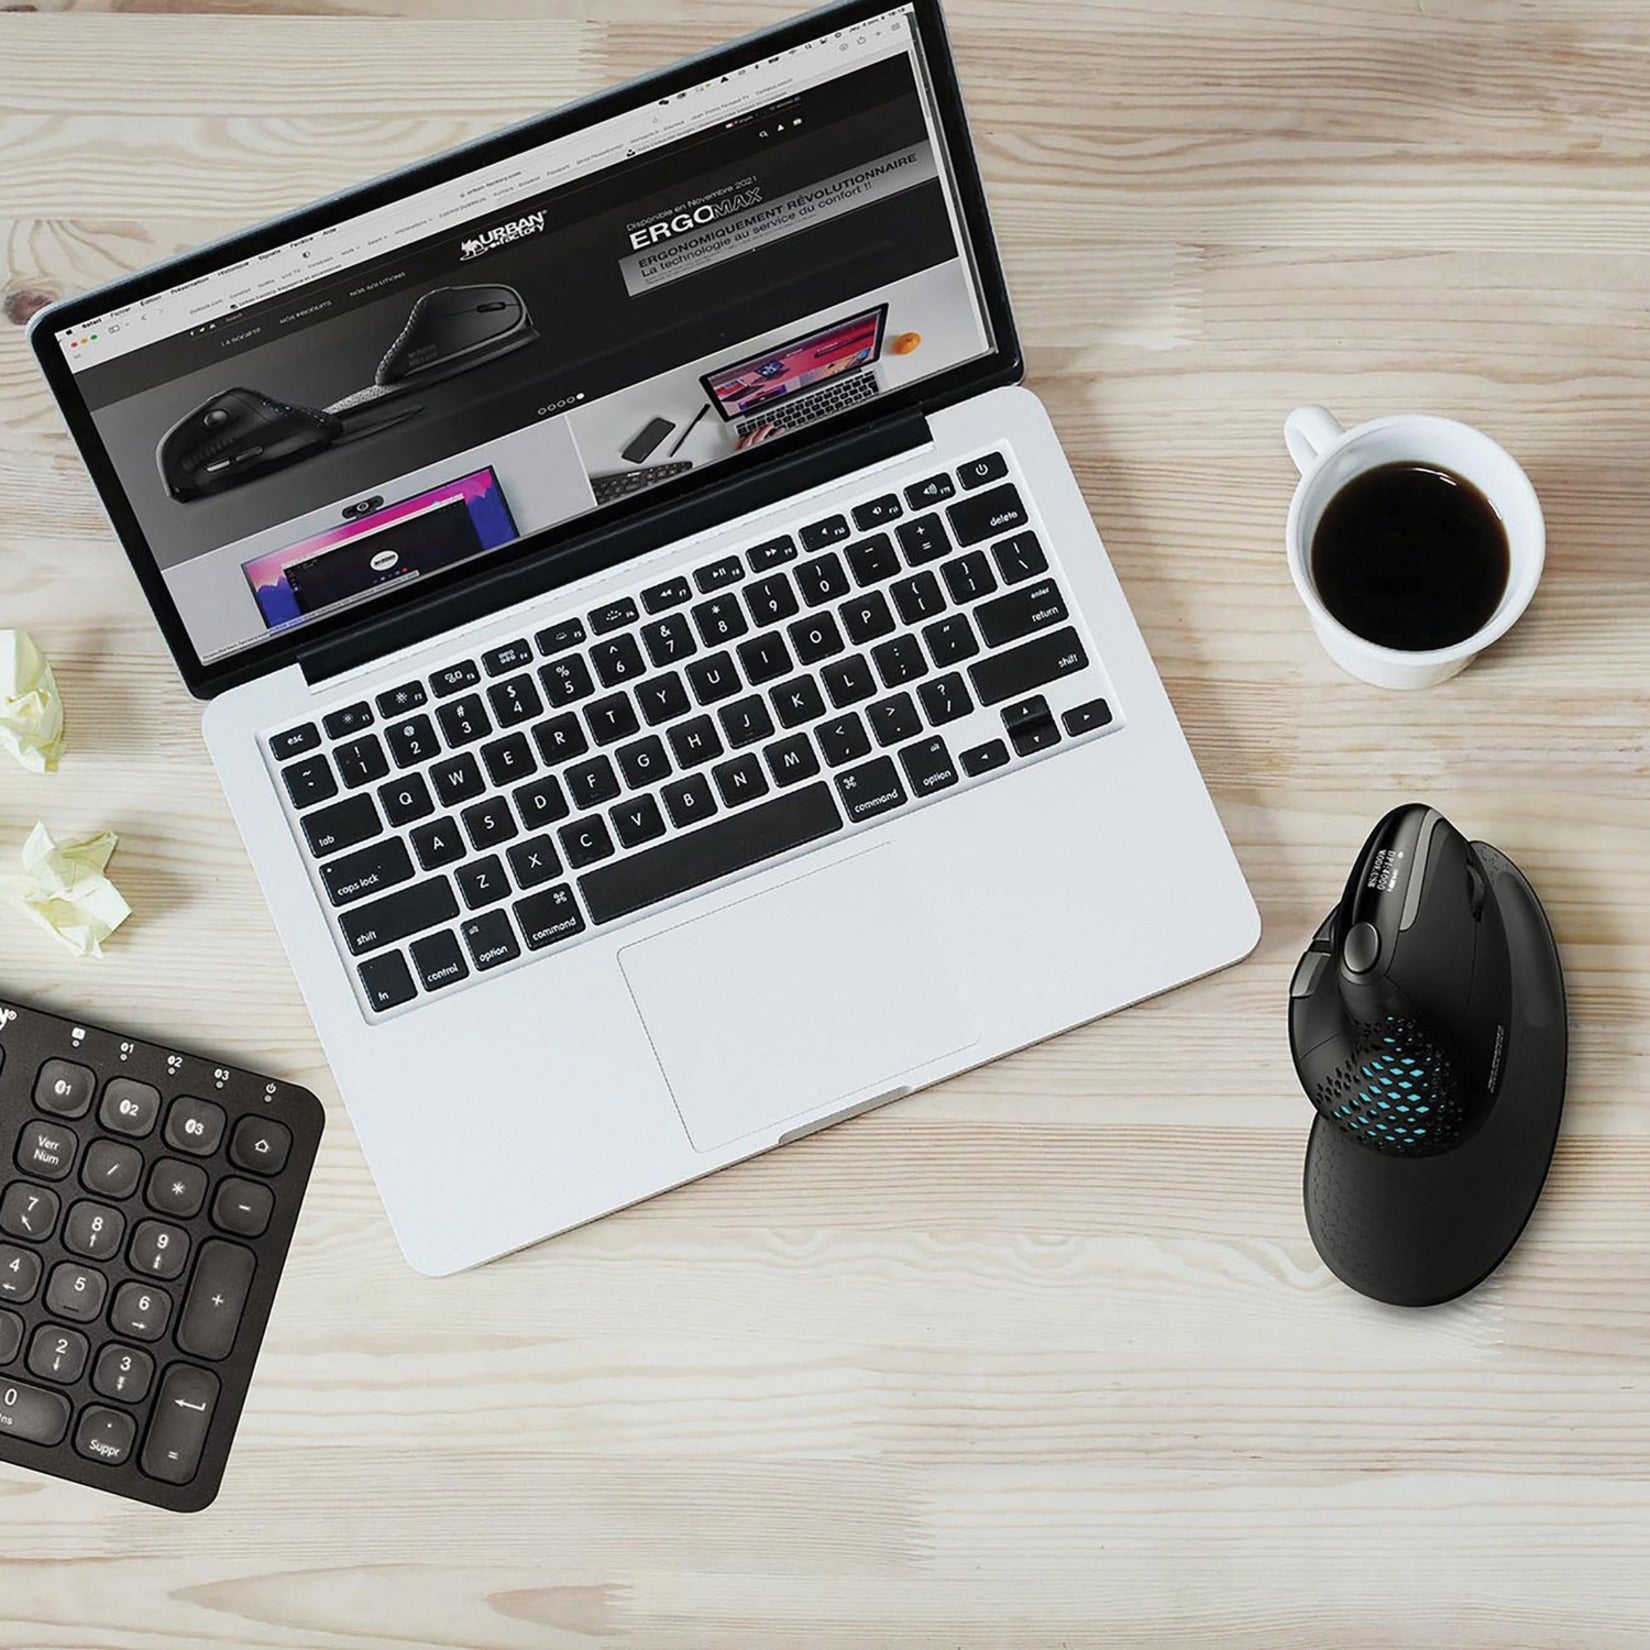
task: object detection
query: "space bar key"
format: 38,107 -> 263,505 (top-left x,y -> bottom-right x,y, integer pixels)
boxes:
579,782 -> 843,924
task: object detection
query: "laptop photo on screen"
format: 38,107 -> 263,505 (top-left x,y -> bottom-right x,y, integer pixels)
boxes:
30,0 -> 1258,1274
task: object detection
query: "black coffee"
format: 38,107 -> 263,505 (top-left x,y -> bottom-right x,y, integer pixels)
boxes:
1311,462 -> 1509,652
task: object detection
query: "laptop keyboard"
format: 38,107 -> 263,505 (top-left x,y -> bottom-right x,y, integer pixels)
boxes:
267,448 -> 1121,1018
589,461 -> 693,506
734,371 -> 878,439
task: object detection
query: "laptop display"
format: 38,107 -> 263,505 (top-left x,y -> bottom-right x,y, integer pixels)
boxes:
701,306 -> 887,420
35,1 -> 1002,687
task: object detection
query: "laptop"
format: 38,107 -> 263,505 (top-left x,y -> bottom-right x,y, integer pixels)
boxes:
703,305 -> 888,440
29,0 -> 1259,1275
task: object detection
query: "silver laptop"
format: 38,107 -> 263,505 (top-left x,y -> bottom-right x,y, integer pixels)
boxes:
30,0 -> 1258,1275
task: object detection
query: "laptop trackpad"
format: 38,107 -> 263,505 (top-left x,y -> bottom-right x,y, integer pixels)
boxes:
619,847 -> 977,1153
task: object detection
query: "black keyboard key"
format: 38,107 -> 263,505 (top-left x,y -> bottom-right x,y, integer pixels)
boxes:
993,530 -> 1048,584
338,877 -> 458,955
771,675 -> 826,728
482,639 -> 534,676
745,572 -> 799,627
431,753 -> 485,807
961,739 -> 1011,776
868,693 -> 922,747
764,734 -> 820,787
846,533 -> 900,585
80,1140 -> 141,1202
101,1078 -> 159,1139
976,578 -> 1069,648
386,713 -> 438,768
899,736 -> 960,797
891,570 -> 945,626
128,1220 -> 188,1281
44,1260 -> 106,1321
713,753 -> 769,807
612,793 -> 667,848
818,713 -> 873,768
800,515 -> 850,551
376,681 -> 427,717
539,653 -> 596,707
668,715 -> 724,768
75,1405 -> 136,1467
34,1060 -> 94,1119
969,626 -> 1088,706
1063,697 -> 1114,736
580,781 -> 841,923
693,596 -> 748,647
789,611 -> 845,665
487,674 -> 543,728
165,1097 -> 226,1159
110,1280 -> 171,1341
958,453 -> 1009,490
695,555 -> 745,592
942,549 -> 998,605
906,473 -> 956,509
506,834 -> 561,890
0,1182 -> 58,1239
796,552 -> 850,607
641,612 -> 698,667
462,799 -> 517,851
918,672 -> 973,726
322,701 -> 372,739
431,660 -> 481,697
321,836 -> 414,906
586,692 -> 639,746
175,1240 -> 254,1362
435,696 -> 490,748
535,617 -> 587,657
591,634 -> 645,688
642,576 -> 692,613
462,910 -> 521,972
617,735 -> 671,789
146,1159 -> 207,1219
662,773 -> 716,829
0,1245 -> 41,1301
28,1324 -> 89,1383
589,597 -> 639,635
513,775 -> 570,831
559,815 -> 616,869
480,732 -> 535,788
0,1378 -> 69,1445
302,793 -> 381,857
896,514 -> 950,566
836,756 -> 907,823
456,856 -> 509,911
822,654 -> 877,708
1002,694 -> 1061,755
380,774 -> 434,828
515,885 -> 586,950
567,755 -> 621,810
924,613 -> 981,667
410,817 -> 465,870
62,1200 -> 122,1260
841,590 -> 896,645
141,1363 -> 218,1485
358,950 -> 417,1012
92,1343 -> 154,1403
686,652 -> 740,705
16,1121 -> 76,1180
281,755 -> 337,810
738,631 -> 794,686
948,482 -> 1028,547
269,724 -> 320,761
410,929 -> 468,991
719,696 -> 775,749
531,712 -> 588,766
871,634 -> 927,688
636,672 -> 691,727
853,494 -> 903,531
748,535 -> 797,571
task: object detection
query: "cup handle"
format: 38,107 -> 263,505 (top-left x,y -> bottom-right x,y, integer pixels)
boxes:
1285,406 -> 1345,476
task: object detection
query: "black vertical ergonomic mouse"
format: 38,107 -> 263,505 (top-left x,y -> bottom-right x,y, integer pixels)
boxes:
156,386 -> 343,501
1289,804 -> 1567,1306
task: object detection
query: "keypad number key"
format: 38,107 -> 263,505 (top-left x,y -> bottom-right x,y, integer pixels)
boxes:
27,1324 -> 89,1385
130,1219 -> 191,1281
0,1183 -> 59,1243
0,1245 -> 42,1303
44,1262 -> 107,1325
92,1343 -> 155,1404
0,1379 -> 70,1447
110,1281 -> 172,1343
62,1199 -> 125,1261
164,1095 -> 227,1158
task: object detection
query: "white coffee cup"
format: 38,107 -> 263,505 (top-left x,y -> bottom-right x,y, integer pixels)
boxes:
1284,406 -> 1545,690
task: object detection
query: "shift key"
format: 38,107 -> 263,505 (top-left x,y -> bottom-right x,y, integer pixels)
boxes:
177,1239 -> 255,1361
968,626 -> 1089,706
338,876 -> 458,955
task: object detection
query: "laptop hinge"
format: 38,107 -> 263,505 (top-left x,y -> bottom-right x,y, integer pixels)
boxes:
298,407 -> 932,689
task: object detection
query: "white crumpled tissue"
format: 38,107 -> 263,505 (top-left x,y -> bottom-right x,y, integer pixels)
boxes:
10,823 -> 131,957
0,629 -> 65,772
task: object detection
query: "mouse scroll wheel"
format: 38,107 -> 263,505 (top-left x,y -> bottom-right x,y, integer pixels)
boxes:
477,301 -> 507,312
1343,921 -> 1381,974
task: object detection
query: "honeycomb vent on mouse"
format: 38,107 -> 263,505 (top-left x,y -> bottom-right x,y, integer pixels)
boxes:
1312,1014 -> 1464,1155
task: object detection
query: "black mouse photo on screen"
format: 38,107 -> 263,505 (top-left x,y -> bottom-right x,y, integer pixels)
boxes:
1288,804 -> 1567,1306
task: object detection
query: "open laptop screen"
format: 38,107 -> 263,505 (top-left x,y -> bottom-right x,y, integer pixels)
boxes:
40,1 -> 997,678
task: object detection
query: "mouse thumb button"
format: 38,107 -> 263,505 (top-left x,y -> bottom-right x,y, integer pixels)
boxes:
1343,921 -> 1381,974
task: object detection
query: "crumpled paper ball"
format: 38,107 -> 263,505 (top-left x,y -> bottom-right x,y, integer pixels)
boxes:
0,630 -> 65,772
9,823 -> 131,957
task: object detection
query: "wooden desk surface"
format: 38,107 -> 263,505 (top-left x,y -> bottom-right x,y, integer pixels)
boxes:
3,1 -> 1648,1644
